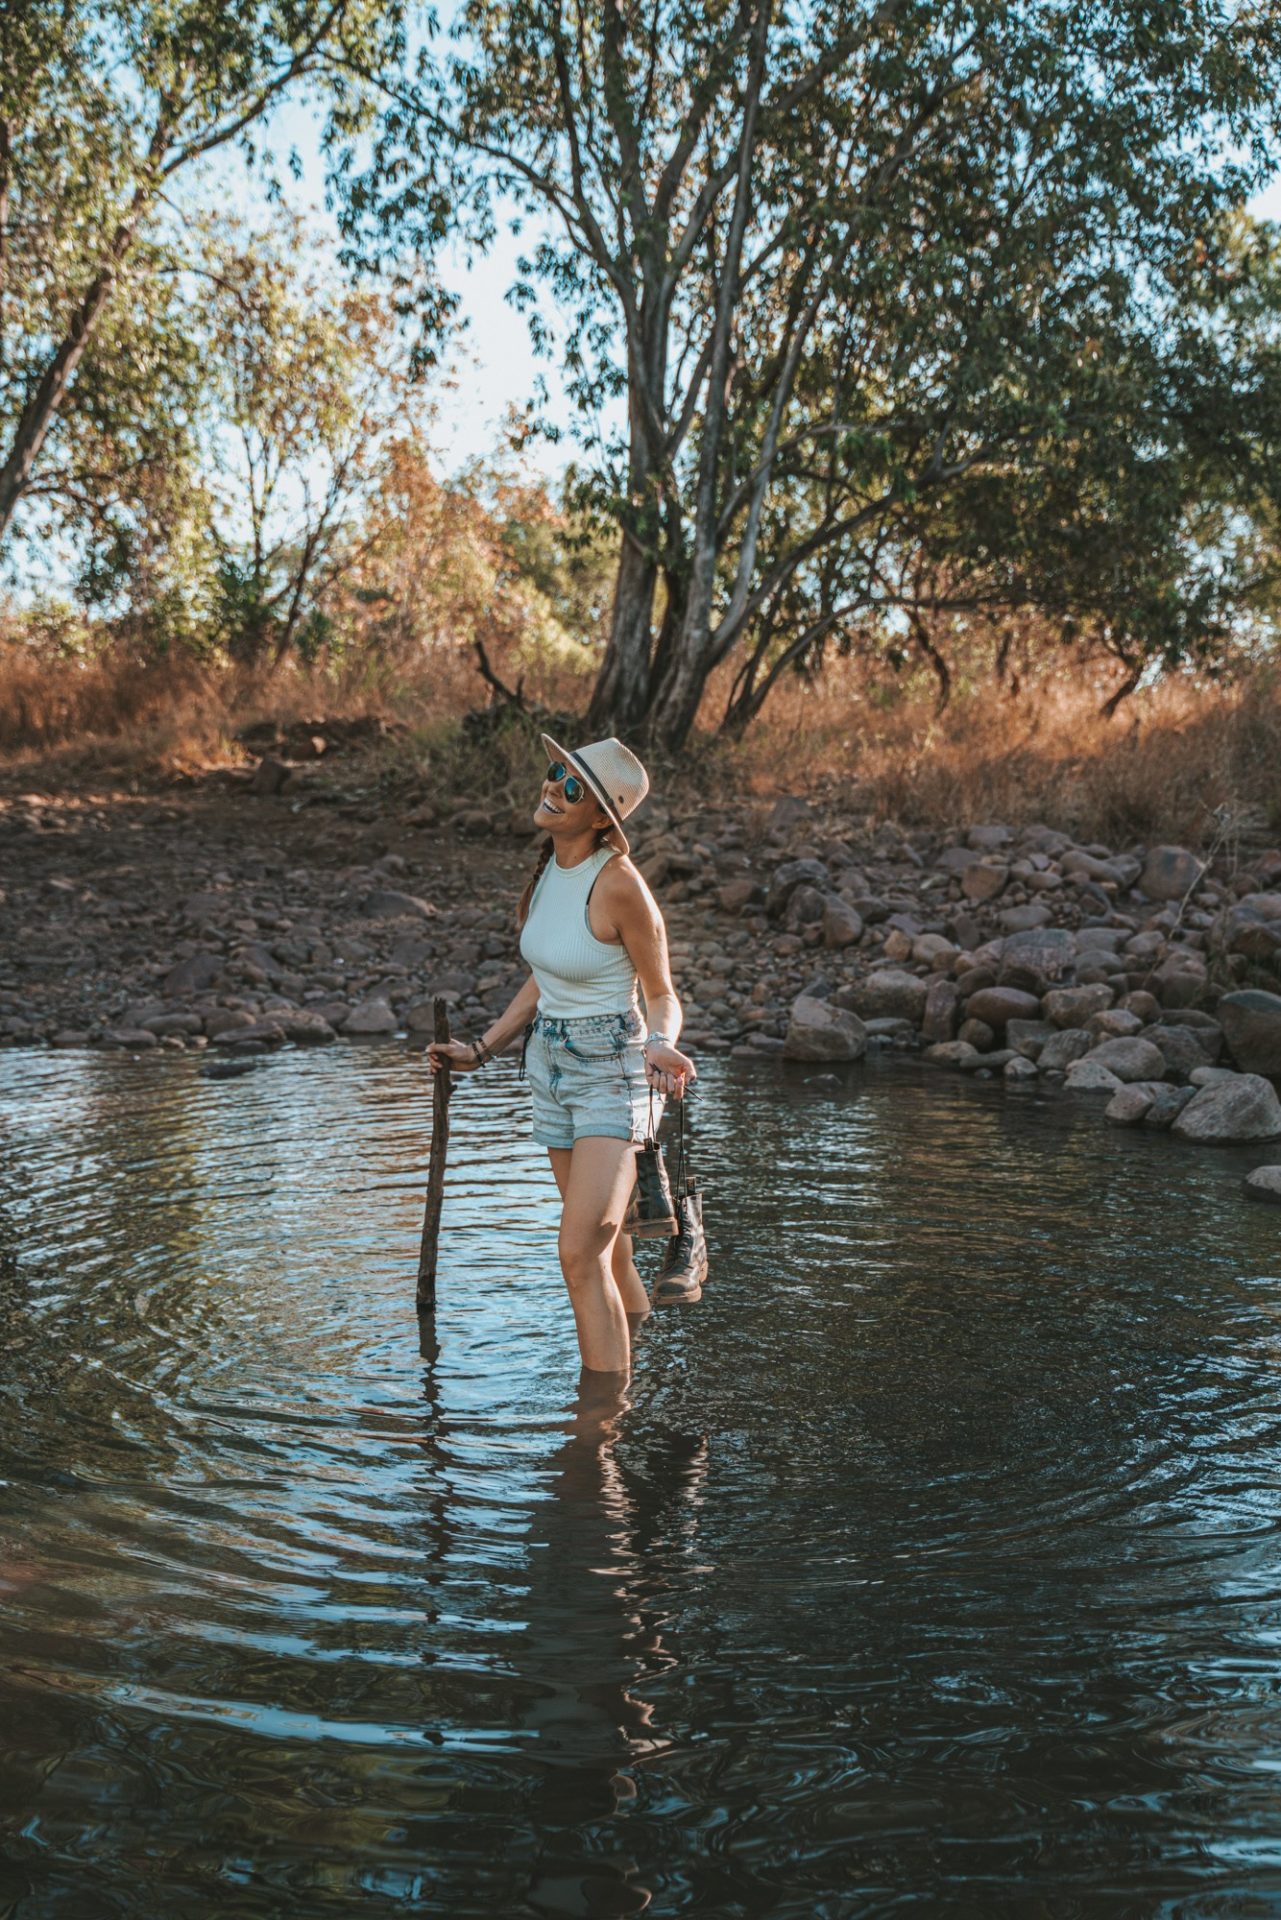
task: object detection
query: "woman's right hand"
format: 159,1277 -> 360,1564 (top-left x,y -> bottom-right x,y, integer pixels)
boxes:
427,1039 -> 484,1076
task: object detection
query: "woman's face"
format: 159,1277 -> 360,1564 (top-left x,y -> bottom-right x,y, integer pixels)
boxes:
535,764 -> 607,836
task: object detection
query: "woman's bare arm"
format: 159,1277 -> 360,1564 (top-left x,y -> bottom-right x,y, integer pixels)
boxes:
597,860 -> 697,1096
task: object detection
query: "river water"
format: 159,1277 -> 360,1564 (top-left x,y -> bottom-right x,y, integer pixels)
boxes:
1,1045 -> 1280,1917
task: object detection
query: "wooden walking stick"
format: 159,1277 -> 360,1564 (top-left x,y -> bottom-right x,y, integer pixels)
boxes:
417,997 -> 454,1314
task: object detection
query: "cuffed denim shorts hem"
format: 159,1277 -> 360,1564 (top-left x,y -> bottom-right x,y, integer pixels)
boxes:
524,1007 -> 659,1152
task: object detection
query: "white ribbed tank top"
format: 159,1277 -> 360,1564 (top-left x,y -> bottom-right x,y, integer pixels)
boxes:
518,845 -> 639,1017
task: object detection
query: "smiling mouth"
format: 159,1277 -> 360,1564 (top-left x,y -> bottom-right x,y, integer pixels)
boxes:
540,795 -> 563,815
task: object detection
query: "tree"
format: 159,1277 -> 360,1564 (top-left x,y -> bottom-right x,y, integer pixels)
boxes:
346,0 -> 1281,748
201,217 -> 426,663
0,0 -> 399,549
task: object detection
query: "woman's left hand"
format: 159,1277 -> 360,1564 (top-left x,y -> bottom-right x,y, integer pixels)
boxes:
643,1041 -> 697,1099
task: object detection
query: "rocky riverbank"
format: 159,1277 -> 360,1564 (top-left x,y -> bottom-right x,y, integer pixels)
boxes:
2,771 -> 1280,1179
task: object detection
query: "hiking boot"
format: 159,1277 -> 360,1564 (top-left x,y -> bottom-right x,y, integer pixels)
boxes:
624,1141 -> 678,1241
652,1189 -> 708,1305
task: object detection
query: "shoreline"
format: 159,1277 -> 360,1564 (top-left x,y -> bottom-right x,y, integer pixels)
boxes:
2,769 -> 1280,1171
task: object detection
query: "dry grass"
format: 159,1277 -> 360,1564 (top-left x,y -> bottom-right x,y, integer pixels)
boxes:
3,632 -> 1279,856
695,655 -> 1281,852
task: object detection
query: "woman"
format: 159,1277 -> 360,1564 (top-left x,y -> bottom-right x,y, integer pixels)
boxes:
427,732 -> 700,1376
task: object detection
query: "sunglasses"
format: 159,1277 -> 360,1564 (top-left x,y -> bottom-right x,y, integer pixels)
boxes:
544,761 -> 589,805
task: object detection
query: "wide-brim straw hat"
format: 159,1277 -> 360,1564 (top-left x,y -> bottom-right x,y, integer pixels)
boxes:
539,731 -> 649,855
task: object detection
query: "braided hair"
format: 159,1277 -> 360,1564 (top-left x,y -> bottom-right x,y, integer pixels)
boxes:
516,824 -> 613,931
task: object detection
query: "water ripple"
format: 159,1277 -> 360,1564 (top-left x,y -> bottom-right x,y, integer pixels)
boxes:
2,1046 -> 1281,1915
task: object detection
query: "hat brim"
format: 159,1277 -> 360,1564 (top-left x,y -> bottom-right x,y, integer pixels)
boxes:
539,732 -> 630,854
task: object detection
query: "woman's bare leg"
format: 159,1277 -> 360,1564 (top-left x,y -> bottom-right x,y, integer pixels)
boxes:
548,1146 -> 648,1318
546,1139 -> 646,1371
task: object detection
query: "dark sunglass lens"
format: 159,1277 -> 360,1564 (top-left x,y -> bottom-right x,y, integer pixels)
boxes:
546,761 -> 566,783
563,776 -> 585,804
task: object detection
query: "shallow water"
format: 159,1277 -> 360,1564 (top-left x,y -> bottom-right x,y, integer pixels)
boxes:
1,1045 -> 1280,1917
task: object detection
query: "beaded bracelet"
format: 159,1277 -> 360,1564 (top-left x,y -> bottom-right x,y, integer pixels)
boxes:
470,1037 -> 493,1068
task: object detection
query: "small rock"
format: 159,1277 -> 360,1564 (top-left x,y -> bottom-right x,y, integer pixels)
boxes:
1088,1009 -> 1143,1040
344,997 -> 398,1035
924,1040 -> 980,1067
204,1008 -> 257,1038
163,951 -> 224,995
958,1017 -> 996,1051
999,928 -> 1076,989
200,1056 -> 260,1080
1064,1057 -> 1124,1093
274,1009 -> 338,1046
1086,1036 -> 1168,1082
1142,1085 -> 1196,1129
1040,1029 -> 1093,1072
1243,1166 -> 1281,1205
361,889 -> 437,922
821,896 -> 864,948
962,861 -> 1008,903
212,1020 -> 286,1050
853,969 -> 929,1024
1043,984 -> 1114,1028
250,756 -> 290,796
1007,1018 -> 1055,1058
1140,845 -> 1204,901
100,1027 -> 157,1050
998,903 -> 1053,932
782,995 -> 868,1062
1106,1085 -> 1154,1125
921,978 -> 960,1043
1004,1054 -> 1038,1082
718,877 -> 760,912
766,858 -> 830,917
1146,1023 -> 1220,1077
1172,1074 -> 1281,1143
965,986 -> 1041,1030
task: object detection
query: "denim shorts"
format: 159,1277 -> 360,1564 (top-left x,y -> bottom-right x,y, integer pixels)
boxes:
521,1008 -> 660,1150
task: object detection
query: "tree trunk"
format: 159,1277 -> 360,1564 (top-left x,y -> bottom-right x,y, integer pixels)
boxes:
645,629 -> 714,750
0,168 -> 158,546
587,528 -> 660,734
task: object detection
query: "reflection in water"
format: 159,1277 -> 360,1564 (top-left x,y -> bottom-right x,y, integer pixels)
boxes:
1,1045 -> 1281,1915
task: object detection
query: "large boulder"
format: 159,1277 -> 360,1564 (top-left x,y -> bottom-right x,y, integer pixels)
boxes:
1172,1074 -> 1281,1143
783,995 -> 868,1062
1140,845 -> 1205,901
1086,1035 -> 1168,1082
1217,990 -> 1281,1078
852,969 -> 929,1024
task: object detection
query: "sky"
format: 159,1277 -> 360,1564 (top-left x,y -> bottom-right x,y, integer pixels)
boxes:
215,97 -> 604,484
